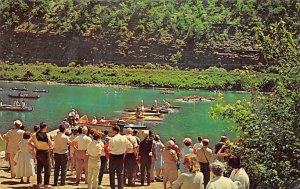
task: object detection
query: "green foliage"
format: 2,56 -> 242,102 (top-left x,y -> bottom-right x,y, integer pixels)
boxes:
211,21 -> 300,188
1,0 -> 299,56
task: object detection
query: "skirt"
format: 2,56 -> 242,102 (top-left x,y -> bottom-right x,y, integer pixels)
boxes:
14,151 -> 35,177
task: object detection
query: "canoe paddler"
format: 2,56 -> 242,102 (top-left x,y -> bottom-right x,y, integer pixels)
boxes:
141,100 -> 145,113
91,116 -> 98,124
163,100 -> 171,108
136,106 -> 143,118
99,116 -> 106,123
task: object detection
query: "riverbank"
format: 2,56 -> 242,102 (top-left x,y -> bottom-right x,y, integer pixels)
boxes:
0,61 -> 276,91
0,159 -> 163,189
0,129 -> 161,189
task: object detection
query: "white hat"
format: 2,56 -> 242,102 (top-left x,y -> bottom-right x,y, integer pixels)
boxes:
13,120 -> 22,127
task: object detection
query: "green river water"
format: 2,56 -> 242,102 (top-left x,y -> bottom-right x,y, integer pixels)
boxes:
0,81 -> 248,151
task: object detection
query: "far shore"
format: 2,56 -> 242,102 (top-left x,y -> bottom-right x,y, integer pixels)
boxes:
0,79 -> 248,93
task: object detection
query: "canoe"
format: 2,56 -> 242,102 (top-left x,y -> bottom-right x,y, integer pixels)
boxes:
33,89 -> 48,93
11,87 -> 28,91
121,112 -> 161,116
124,107 -> 173,114
77,122 -> 113,128
8,94 -> 40,99
124,124 -> 147,129
0,105 -> 33,111
121,116 -> 163,121
104,91 -> 122,94
160,90 -> 175,94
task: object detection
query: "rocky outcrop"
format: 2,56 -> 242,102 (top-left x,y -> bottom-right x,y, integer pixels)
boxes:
0,31 -> 262,69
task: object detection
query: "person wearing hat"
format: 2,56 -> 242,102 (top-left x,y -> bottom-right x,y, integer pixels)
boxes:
139,130 -> 156,186
3,120 -> 25,178
123,128 -> 138,186
162,140 -> 178,189
228,156 -> 250,189
195,138 -> 212,188
206,161 -> 238,189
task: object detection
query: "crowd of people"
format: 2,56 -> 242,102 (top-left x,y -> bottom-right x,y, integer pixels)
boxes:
1,119 -> 250,189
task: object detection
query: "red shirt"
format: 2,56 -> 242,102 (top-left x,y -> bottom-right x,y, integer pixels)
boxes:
104,141 -> 110,159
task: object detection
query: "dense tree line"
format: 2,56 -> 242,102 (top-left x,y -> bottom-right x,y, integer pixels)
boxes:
212,21 -> 300,189
0,0 -> 299,66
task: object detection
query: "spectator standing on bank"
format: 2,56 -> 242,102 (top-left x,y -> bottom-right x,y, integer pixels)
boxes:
98,130 -> 109,187
3,120 -> 25,178
87,132 -> 104,189
28,122 -> 53,189
154,135 -> 164,181
69,129 -> 78,175
170,137 -> 181,169
228,156 -> 250,189
72,126 -> 92,185
179,138 -> 193,173
214,136 -> 227,161
139,130 -> 156,186
53,124 -> 71,186
124,128 -> 138,186
149,130 -> 156,182
195,139 -> 212,188
14,131 -> 35,183
193,136 -> 203,153
206,162 -> 238,189
173,154 -> 204,189
108,126 -> 133,189
162,140 -> 178,189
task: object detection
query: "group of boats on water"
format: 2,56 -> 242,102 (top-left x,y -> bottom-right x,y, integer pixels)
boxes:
0,86 -> 48,112
176,95 -> 216,102
72,100 -> 181,131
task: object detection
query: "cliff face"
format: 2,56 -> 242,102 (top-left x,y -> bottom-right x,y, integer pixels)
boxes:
0,31 -> 262,69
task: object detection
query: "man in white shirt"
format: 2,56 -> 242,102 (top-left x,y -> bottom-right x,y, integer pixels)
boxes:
195,139 -> 212,188
108,126 -> 133,189
193,136 -> 203,153
228,156 -> 250,189
53,124 -> 71,186
124,128 -> 138,186
87,132 -> 103,189
72,126 -> 92,185
3,120 -> 25,178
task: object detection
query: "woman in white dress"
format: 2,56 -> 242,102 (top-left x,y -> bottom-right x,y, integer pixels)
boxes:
14,131 -> 35,183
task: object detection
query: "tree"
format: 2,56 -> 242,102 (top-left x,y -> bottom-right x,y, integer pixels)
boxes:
211,21 -> 300,188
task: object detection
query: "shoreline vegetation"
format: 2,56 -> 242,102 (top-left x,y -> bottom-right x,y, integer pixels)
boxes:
0,61 -> 276,91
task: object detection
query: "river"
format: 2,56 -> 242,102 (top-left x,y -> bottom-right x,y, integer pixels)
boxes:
0,81 -> 248,151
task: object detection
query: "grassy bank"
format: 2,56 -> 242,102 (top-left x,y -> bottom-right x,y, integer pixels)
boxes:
0,61 -> 276,91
